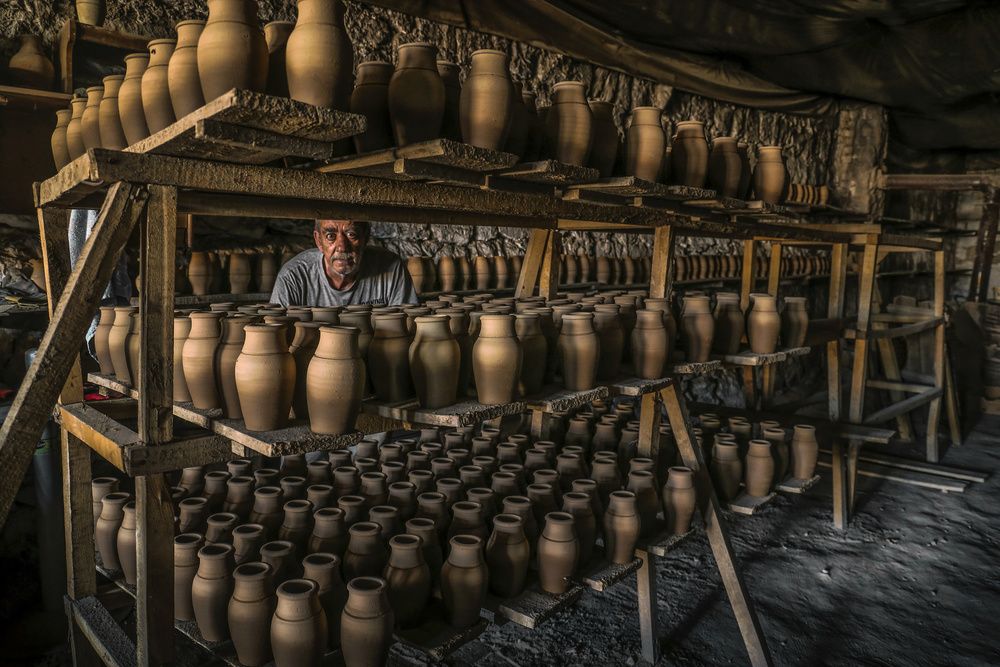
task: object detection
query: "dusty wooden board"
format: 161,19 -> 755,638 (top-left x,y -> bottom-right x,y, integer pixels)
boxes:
775,475 -> 822,494
639,527 -> 696,557
682,196 -> 748,210
317,138 -> 518,179
816,453 -> 969,492
524,385 -> 609,412
579,556 -> 643,592
570,176 -> 715,201
125,89 -> 366,164
359,397 -> 525,428
728,491 -> 778,515
497,160 -> 599,185
716,346 -> 810,366
818,449 -> 988,483
665,359 -> 723,375
69,596 -> 139,667
393,599 -> 488,660
608,376 -> 675,397
496,581 -> 585,629
147,292 -> 271,307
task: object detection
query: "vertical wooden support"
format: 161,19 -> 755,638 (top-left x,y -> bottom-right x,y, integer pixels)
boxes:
827,244 -> 848,421
765,243 -> 782,297
761,243 -> 783,407
38,206 -> 84,404
740,240 -> 756,312
529,410 -> 551,442
926,248 -> 946,463
538,230 -> 561,301
943,355 -> 962,446
136,186 -> 177,667
648,225 -> 676,300
969,188 -> 1000,302
514,229 -> 550,299
872,282 -> 914,442
634,390 -> 662,665
661,381 -> 773,667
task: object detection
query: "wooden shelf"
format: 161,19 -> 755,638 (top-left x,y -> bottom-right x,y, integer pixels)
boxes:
524,385 -> 610,412
716,346 -> 812,366
637,527 -> 696,557
492,580 -> 586,630
0,85 -> 73,110
578,555 -> 644,592
358,396 -> 526,428
775,474 -> 822,494
728,491 -> 778,515
317,138 -> 518,183
57,20 -> 150,93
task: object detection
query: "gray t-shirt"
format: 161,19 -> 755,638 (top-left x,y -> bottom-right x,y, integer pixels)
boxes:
270,246 -> 419,308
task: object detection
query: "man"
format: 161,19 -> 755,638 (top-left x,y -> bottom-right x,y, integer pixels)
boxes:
271,219 -> 418,307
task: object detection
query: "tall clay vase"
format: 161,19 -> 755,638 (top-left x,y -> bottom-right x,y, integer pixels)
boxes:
198,0 -> 269,102
66,97 -> 87,161
183,312 -> 222,410
781,296 -> 809,348
271,579 -> 327,667
236,324 -> 295,431
302,552 -> 348,649
441,535 -> 488,629
175,534 -> 204,621
626,107 -> 665,182
514,313 -> 547,396
558,312 -> 600,391
119,54 -> 150,147
307,326 -> 365,434
437,60 -> 463,142
388,42 -> 445,147
503,81 -> 530,159
109,306 -> 137,384
603,491 -> 640,564
51,109 -> 72,170
671,120 -> 709,188
631,309 -> 668,379
587,100 -> 619,178
762,427 -> 789,483
98,75 -> 128,150
188,251 -> 213,296
791,425 -> 820,479
662,467 -> 696,534
681,295 -> 714,362
537,512 -> 579,593
745,440 -> 774,496
125,311 -> 141,384
382,534 -> 431,627
229,252 -> 252,293
485,514 -> 529,598
116,502 -> 138,585
94,306 -> 116,375
81,86 -> 104,150
263,21 -> 293,97
592,305 -> 623,380
410,316 -> 460,409
712,293 -> 744,355
229,562 -> 278,666
76,0 -> 106,25
709,442 -> 742,502
95,492 -> 130,569
753,146 -> 786,204
473,315 -> 522,404
369,313 -> 414,403
290,321 -> 323,420
192,543 -> 236,642
746,294 -> 780,354
545,81 -> 593,166
169,20 -> 206,119
142,39 -> 176,134
286,0 -> 353,110
460,49 -> 514,151
350,61 -> 395,153
216,315 -> 256,419
708,137 -> 742,198
9,35 -> 54,90
340,577 -> 394,667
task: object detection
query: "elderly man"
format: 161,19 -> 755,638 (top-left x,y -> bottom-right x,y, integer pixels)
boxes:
271,219 -> 418,307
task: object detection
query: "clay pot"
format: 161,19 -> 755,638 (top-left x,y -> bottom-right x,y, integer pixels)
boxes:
460,49 -> 514,151
108,306 -> 136,384
187,252 -> 213,296
182,312 -> 222,409
124,311 -> 142,384
514,313 -> 546,396
260,540 -> 299,588
174,534 -> 204,621
736,141 -> 752,198
214,316 -> 254,418
305,326 -> 364,434
382,534 -> 431,627
662,467 -> 696,534
340,577 -> 394,667
234,324 -> 294,431
781,297 -> 809,348
537,511 -> 578,592
409,316 -> 461,409
81,86 -> 104,150
437,60 -> 463,143
271,579 -> 327,667
587,100 -> 619,177
286,0 -> 353,110
437,256 -> 458,292
745,440 -> 774,496
344,522 -> 388,580
300,553 -> 347,651
473,315 -> 522,404
503,81 -> 530,159
681,295 -> 714,362
626,471 -> 659,538
388,42 -> 445,146
9,35 -> 54,90
632,309 -> 668,379
229,562 -> 277,666
484,514 -> 529,598
626,107 -> 664,182
493,256 -> 510,289
747,294 -> 780,354
671,121 -> 709,188
710,442 -> 742,502
791,425 -> 819,479
224,478 -> 257,525
163,21 -> 205,121
762,427 -> 790,483
95,491 -> 129,570
708,137 -> 742,198
95,75 -> 129,151
198,0 -> 268,99
437,309 -> 473,397
560,492 -> 596,564
249,486 -> 286,540
601,491 -> 638,564
712,293 -> 744,355
753,146 -> 786,204
119,54 -> 150,146
441,535 -> 488,629
51,109 -> 72,170
558,312 -> 599,391
591,304 -> 623,380
350,61 -> 394,153
66,97 -> 88,160
227,252 -> 251,293
308,508 -> 348,557
545,81 -> 593,166
192,543 -> 236,642
142,39 -> 176,134
93,307 -> 116,376
287,321 -> 322,420
76,0 -> 105,25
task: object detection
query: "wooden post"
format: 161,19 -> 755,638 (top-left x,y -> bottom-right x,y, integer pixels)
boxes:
827,243 -> 848,421
538,230 -> 561,301
514,229 -> 550,299
38,206 -> 83,405
926,248 -> 946,462
648,225 -> 675,300
634,390 -> 663,664
761,243 -> 783,407
872,282 -> 914,442
740,240 -> 756,312
969,187 -> 1000,302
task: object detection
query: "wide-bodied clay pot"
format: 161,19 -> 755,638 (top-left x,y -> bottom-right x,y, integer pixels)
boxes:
301,552 -> 348,650
168,20 -> 206,119
191,543 -> 236,642
753,146 -> 786,204
66,97 -> 88,160
545,81 -> 593,166
271,579 -> 327,667
183,312 -> 223,409
708,137 -> 742,198
603,491 -> 640,563
441,535 -> 488,629
382,534 -> 431,627
473,315 -> 522,404
51,109 -> 73,170
228,561 -> 277,666
286,0 -> 353,110
736,141 -> 752,198
340,577 -> 394,667
791,424 -> 819,479
388,42 -> 445,146
198,0 -> 269,102
119,54 -> 150,147
626,107 -> 664,182
235,324 -> 295,431
81,86 -> 104,150
587,99 -> 619,178
9,35 -> 54,90
216,315 -> 256,419
631,309 -> 668,379
557,312 -> 599,391
307,326 -> 365,435
681,295 -> 713,362
459,49 -> 514,151
437,60 -> 463,143
781,296 -> 809,348
409,316 -> 460,409
98,75 -> 128,150
747,294 -> 780,354
350,61 -> 394,153
485,513 -> 529,598
662,467 -> 696,534
76,0 -> 105,25
369,313 -> 414,402
671,120 -> 709,188
142,39 -> 176,134
229,252 -> 252,294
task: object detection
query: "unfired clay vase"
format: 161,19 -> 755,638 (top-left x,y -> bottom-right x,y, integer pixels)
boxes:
753,146 -> 786,204
626,471 -> 659,538
344,522 -> 388,580
187,252 -> 212,296
168,20 -> 206,119
762,427 -> 789,483
560,492 -> 596,563
51,109 -> 72,170
537,511 -> 579,592
288,321 -> 322,419
632,309 -> 668,379
183,312 -> 223,409
781,296 -> 809,348
108,306 -> 137,384
229,252 -> 252,293
521,90 -> 545,161
545,81 -> 593,166
192,543 -> 236,642
228,561 -> 277,666
587,99 -> 619,178
712,293 -> 744,355
216,315 -> 256,419
81,86 -> 104,150
437,60 -> 463,142
485,513 -> 529,598
197,0 -> 269,102
592,304 -> 623,380
626,107 -> 664,182
791,425 -> 819,479
671,121 -> 709,188
437,309 -> 473,397
95,491 -> 130,570
460,49 -> 514,151
708,137 -> 742,198
98,75 -> 128,150
306,326 -> 365,434
94,307 -> 116,375
663,467 -> 696,534
142,39 -> 176,134
340,577 -> 394,667
286,0 -> 353,110
710,442 -> 742,502
603,491 -> 640,563
271,579 -> 327,667
473,315 -> 522,403
66,97 -> 87,160
8,35 -> 54,90
76,0 -> 105,25
301,552 -> 347,650
174,534 -> 204,621
747,294 -> 780,354
235,324 -> 295,431
514,313 -> 547,396
119,54 -> 150,146
388,42 -> 445,146
558,312 -> 599,391
409,316 -> 460,409
350,61 -> 394,153
382,534 -> 431,627
441,535 -> 488,629
745,440 -> 774,496
681,295 -> 714,362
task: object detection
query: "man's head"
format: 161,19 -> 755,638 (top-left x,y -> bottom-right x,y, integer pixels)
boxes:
314,219 -> 371,279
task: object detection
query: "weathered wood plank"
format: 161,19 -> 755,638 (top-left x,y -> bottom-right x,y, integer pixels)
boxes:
514,229 -> 550,298
318,138 -> 516,178
69,597 -> 138,667
499,160 -> 599,185
393,600 -> 488,660
62,430 -> 97,601
817,449 -> 988,483
359,397 -> 526,428
58,403 -> 135,471
649,224 -> 676,300
496,581 -> 585,629
728,491 -> 778,515
775,475 -> 822,494
816,453 -> 968,492
573,176 -> 714,200
524,385 -> 609,412
863,387 -> 943,425
685,401 -> 895,444
608,376 -> 674,397
580,556 -> 643,592
136,474 -> 176,666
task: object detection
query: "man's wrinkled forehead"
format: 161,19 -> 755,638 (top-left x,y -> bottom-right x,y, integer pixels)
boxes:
317,219 -> 358,233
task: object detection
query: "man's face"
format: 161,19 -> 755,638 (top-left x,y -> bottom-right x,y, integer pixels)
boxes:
314,220 -> 368,278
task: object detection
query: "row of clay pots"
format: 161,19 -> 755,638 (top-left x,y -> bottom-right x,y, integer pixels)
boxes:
187,250 -> 294,297
7,35 -> 55,90
560,255 -> 653,286
675,254 -> 832,281
785,184 -> 831,206
678,292 -> 810,361
406,255 -> 526,294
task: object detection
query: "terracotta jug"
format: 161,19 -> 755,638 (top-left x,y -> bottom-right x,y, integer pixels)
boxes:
514,313 -> 547,396
168,20 -> 206,119
235,324 -> 295,431
81,86 -> 104,150
260,540 -> 299,588
409,315 -> 461,409
271,579 -> 327,667
747,294 -> 780,354
350,61 -> 395,153
712,293 -> 744,355
300,552 -> 348,650
762,427 -> 789,483
51,109 -> 73,170
229,562 -> 277,666
437,60 -> 463,142
76,0 -> 105,25
174,533 -> 204,621
485,514 -> 529,598
198,0 -> 268,102
182,312 -> 222,409
537,511 -> 579,593
708,137 -> 742,198
626,107 -> 664,182
460,49 -> 514,151
558,312 -> 599,391
228,252 -> 251,293
306,326 -> 365,434
626,470 -> 660,538
98,75 -> 128,150
473,315 -> 522,404
493,256 -> 510,290
188,251 -> 213,296
215,315 -> 255,418
192,543 -> 236,642
781,296 -> 809,348
710,442 -> 742,502
124,311 -> 141,384
9,35 -> 54,90
94,307 -> 116,375
108,306 -> 137,384
503,81 -> 530,159
671,121 -> 709,188
603,491 -> 639,564
369,313 -> 413,402
119,54 -> 150,146
791,424 -> 819,479
753,146 -> 786,204
437,256 -> 458,292
663,467 -> 696,534
382,534 -> 431,627
745,440 -> 774,496
66,97 -> 88,160
587,100 -> 619,177
441,535 -> 488,629
680,295 -> 713,362
388,42 -> 445,146
142,39 -> 176,134
632,309 -> 668,379
286,0 -> 353,110
95,491 -> 130,570
545,81 -> 593,166
340,577 -> 394,667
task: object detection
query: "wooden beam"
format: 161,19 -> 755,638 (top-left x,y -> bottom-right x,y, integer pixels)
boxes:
38,205 -> 84,405
648,225 -> 675,300
827,243 -> 848,422
514,229 -> 550,298
68,597 -> 138,667
0,182 -> 147,529
927,249 -> 946,462
969,188 -> 1000,302
539,231 -> 560,301
863,387 -> 943,425
62,430 -> 96,601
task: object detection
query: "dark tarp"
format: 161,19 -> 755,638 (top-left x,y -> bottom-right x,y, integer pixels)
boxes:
359,0 -> 1000,152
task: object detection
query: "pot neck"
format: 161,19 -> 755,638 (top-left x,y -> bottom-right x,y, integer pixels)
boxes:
207,0 -> 260,24
470,49 -> 510,77
396,43 -> 438,70
552,81 -> 587,105
295,0 -> 346,25
175,21 -> 205,48
147,40 -> 175,66
242,324 -> 289,355
315,325 -> 360,358
123,54 -> 149,79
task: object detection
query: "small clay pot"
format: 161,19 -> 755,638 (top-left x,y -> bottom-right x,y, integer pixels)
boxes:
631,309 -> 668,379
183,312 -> 223,410
95,492 -> 130,571
473,315 -> 522,404
174,533 -> 205,621
753,146 -> 786,204
681,295 -> 714,362
485,514 -> 530,598
671,120 -> 709,188
781,296 -> 809,348
557,312 -> 599,391
409,316 -> 461,409
626,107 -> 664,182
437,60 -> 463,143
747,294 -> 780,354
537,511 -> 579,592
709,442 -> 742,502
603,491 -> 640,564
66,97 -> 88,160
81,86 -> 104,150
712,293 -> 744,356
236,324 -> 295,431
76,0 -> 105,25
51,109 -> 73,170
587,99 -> 619,178
382,534 -> 431,627
9,35 -> 54,90
306,326 -> 365,434
745,440 -> 775,496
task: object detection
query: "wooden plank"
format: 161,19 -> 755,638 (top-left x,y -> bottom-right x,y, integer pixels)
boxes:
848,238 -> 880,425
728,491 -> 777,515
927,248 -> 947,462
524,385 -> 609,412
496,581 -> 585,629
498,160 -> 599,185
58,403 -> 135,471
0,183 -> 147,529
69,597 -> 139,667
62,430 -> 97,601
539,230 -> 560,300
867,379 -> 935,393
639,527 -> 695,557
608,376 -> 674,397
665,359 -> 722,375
579,556 -> 643,592
816,454 -> 968,492
395,158 -> 486,187
775,475 -> 821,494
636,391 -> 662,460
394,601 -> 489,660
718,347 -> 810,366
195,118 -> 336,161
136,474 -> 175,666
573,176 -> 714,200
636,550 -> 659,665
514,229 -> 550,298
649,225 -> 676,300
831,439 -> 848,530
863,387 -> 943,425
359,397 -> 526,428
827,243 -> 848,422
846,317 -> 943,340
318,138 -> 517,178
